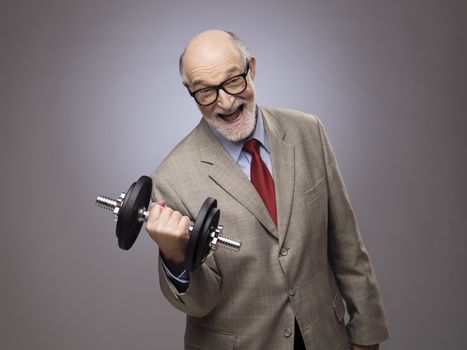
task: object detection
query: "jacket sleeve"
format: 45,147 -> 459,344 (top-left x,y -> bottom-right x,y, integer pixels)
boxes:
317,119 -> 390,345
152,174 -> 222,318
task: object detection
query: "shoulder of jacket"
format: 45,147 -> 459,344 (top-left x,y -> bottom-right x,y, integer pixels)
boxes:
261,106 -> 320,124
260,106 -> 323,133
152,121 -> 202,179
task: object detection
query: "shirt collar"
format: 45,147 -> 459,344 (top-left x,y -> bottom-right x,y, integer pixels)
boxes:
207,106 -> 270,163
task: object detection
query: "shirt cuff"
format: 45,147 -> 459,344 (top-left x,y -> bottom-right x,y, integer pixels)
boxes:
160,256 -> 190,292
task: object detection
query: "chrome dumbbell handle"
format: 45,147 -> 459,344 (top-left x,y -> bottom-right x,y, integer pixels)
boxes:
210,226 -> 241,252
96,194 -> 125,222
96,193 -> 241,252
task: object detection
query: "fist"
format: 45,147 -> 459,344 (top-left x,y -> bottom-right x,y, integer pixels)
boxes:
145,200 -> 191,268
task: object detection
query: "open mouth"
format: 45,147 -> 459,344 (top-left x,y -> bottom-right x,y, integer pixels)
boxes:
218,104 -> 244,123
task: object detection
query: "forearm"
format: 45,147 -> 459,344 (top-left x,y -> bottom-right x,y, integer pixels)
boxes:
158,254 -> 221,317
317,119 -> 389,344
149,174 -> 222,316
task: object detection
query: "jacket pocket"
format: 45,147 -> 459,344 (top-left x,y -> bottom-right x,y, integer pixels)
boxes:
304,176 -> 327,205
185,321 -> 236,350
332,292 -> 346,323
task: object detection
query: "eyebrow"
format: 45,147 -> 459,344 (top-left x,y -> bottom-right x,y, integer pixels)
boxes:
191,66 -> 242,90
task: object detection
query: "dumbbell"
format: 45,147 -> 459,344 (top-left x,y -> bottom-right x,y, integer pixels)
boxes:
95,176 -> 241,271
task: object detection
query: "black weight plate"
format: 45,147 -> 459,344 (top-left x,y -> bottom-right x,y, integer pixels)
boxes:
116,176 -> 152,250
194,207 -> 220,270
184,197 -> 217,271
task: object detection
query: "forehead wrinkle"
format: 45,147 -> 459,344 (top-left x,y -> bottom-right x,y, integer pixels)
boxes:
188,56 -> 244,88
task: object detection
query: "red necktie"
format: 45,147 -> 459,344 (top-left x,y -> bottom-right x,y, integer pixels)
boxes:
243,139 -> 277,226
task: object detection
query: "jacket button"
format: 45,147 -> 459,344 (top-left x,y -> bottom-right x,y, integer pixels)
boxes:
280,248 -> 289,256
283,327 -> 293,338
289,288 -> 296,296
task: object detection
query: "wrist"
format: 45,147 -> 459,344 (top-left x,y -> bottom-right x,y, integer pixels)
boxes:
160,251 -> 185,275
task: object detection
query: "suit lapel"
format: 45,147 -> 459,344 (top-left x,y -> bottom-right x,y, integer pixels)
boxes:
196,119 -> 279,239
261,108 -> 295,246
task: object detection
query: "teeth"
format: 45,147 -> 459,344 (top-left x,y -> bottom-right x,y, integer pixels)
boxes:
223,110 -> 236,116
220,106 -> 242,118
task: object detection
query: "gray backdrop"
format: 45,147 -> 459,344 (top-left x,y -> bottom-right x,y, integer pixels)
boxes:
1,0 -> 466,349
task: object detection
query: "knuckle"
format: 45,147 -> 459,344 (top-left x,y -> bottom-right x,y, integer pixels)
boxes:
154,222 -> 166,234
148,205 -> 161,219
180,216 -> 191,228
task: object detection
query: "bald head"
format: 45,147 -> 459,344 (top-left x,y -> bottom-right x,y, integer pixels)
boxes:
179,30 -> 250,82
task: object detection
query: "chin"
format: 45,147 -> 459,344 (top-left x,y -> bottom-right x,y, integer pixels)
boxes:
209,103 -> 257,142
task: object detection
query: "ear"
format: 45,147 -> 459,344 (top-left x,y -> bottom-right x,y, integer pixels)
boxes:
182,81 -> 191,92
249,56 -> 256,80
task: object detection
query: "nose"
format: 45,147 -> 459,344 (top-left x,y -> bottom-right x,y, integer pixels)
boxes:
216,89 -> 235,110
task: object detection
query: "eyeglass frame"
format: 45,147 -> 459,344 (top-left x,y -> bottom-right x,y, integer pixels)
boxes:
186,60 -> 250,106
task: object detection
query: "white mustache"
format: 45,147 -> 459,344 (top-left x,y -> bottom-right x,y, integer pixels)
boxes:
215,101 -> 243,115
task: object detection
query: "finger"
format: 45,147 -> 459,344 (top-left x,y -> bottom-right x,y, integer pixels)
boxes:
168,210 -> 183,228
148,200 -> 165,210
158,206 -> 174,224
147,203 -> 164,223
178,216 -> 191,233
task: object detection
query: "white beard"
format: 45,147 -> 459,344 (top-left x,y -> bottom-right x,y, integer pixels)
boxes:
205,99 -> 257,142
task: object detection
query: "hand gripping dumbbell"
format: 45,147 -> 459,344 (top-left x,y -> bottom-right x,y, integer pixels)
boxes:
95,176 -> 241,271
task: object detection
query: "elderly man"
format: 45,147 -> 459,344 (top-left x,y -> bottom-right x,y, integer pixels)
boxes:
145,30 -> 389,350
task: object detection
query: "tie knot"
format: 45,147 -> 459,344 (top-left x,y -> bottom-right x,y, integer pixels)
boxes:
242,138 -> 261,155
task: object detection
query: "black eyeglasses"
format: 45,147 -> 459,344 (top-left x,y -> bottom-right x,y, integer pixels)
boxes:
187,60 -> 250,106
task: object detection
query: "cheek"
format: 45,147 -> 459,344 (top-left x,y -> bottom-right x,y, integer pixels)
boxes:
198,105 -> 214,119
243,85 -> 255,103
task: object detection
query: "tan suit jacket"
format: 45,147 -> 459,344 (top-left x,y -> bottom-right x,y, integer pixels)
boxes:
152,107 -> 389,349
